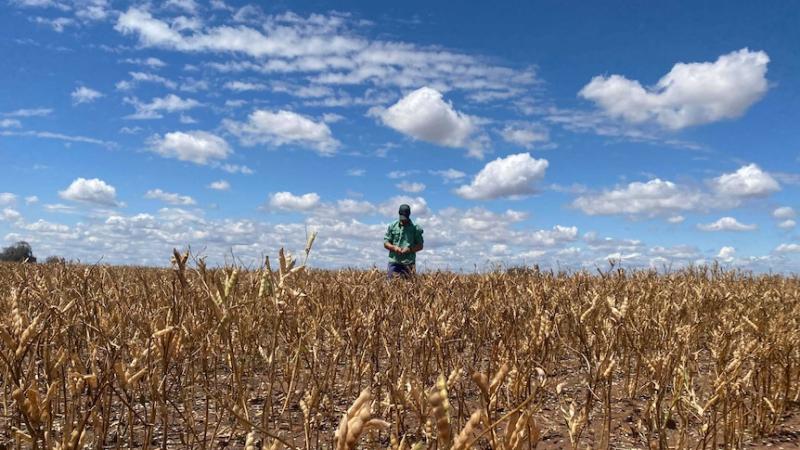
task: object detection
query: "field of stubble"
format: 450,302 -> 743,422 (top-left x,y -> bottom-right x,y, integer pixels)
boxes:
1,250 -> 799,450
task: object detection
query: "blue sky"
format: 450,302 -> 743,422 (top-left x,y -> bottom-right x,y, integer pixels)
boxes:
1,0 -> 799,270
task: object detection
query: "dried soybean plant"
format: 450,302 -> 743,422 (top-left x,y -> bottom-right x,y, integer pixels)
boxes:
0,256 -> 799,449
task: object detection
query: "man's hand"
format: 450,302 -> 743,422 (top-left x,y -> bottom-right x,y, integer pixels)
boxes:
397,247 -> 410,254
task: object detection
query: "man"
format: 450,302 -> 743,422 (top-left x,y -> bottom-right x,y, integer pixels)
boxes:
383,204 -> 424,279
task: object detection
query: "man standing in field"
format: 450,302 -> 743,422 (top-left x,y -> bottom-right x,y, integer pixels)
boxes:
384,204 -> 424,278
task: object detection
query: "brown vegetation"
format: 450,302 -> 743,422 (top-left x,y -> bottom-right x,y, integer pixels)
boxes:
1,248 -> 799,449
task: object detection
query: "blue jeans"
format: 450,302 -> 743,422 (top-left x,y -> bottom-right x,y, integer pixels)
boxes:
387,262 -> 414,279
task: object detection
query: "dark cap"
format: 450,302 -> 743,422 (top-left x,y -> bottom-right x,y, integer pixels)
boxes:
398,204 -> 411,220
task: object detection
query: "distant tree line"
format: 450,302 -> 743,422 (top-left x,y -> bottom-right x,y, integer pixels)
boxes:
0,241 -> 66,264
0,241 -> 36,263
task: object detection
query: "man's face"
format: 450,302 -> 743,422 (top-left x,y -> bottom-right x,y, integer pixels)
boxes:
400,217 -> 409,226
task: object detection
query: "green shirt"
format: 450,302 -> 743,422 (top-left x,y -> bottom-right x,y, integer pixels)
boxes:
384,219 -> 424,265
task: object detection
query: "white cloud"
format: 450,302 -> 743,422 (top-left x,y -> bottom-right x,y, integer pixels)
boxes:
1,208 -> 22,222
388,170 -> 418,179
717,246 -> 736,263
346,168 -> 365,177
379,196 -> 429,218
1,119 -> 22,128
455,153 -> 548,200
75,0 -> 110,21
529,225 -> 579,246
0,130 -> 114,147
579,48 -> 770,129
144,189 -> 196,205
12,0 -> 70,9
711,164 -> 780,197
773,206 -> 796,220
59,178 -> 119,207
123,57 -> 167,68
373,87 -> 482,157
220,164 -> 254,175
42,203 -> 76,214
778,219 -> 796,230
396,182 -> 425,193
697,217 -> 757,232
322,113 -> 344,123
573,179 -> 703,217
0,193 -> 17,206
775,243 -> 800,254
224,81 -> 266,91
500,123 -> 550,149
33,16 -> 76,32
3,108 -> 52,117
125,94 -> 200,119
117,72 -> 177,91
269,192 -> 321,211
336,198 -> 375,216
573,164 -> 780,218
71,86 -> 103,104
165,0 -> 199,14
430,169 -> 466,183
224,109 -> 339,155
208,180 -> 230,191
25,196 -> 39,204
667,215 -> 685,224
148,131 -> 231,165
453,207 -> 527,232
113,8 -> 537,101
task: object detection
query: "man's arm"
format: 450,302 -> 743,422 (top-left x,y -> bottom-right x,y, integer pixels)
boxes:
384,241 -> 403,253
408,226 -> 423,253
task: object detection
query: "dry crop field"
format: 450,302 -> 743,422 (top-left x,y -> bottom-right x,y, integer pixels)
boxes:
1,248 -> 799,449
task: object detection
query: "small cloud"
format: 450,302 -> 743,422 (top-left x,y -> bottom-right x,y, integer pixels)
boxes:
773,206 -> 796,220
268,191 -> 321,212
388,170 -> 419,179
223,109 -> 339,155
125,94 -> 200,120
33,16 -> 76,32
667,215 -> 685,224
220,163 -> 254,175
59,177 -> 120,207
697,216 -> 757,232
775,243 -> 800,253
336,198 -> 375,216
3,108 -> 52,117
148,130 -> 231,165
224,81 -> 266,91
0,119 -> 22,128
711,164 -> 780,198
144,188 -> 196,205
71,86 -> 103,105
716,246 -> 736,263
346,168 -> 365,177
1,208 -> 22,222
430,168 -> 466,183
500,123 -> 550,149
122,57 -> 167,68
208,180 -> 230,191
322,113 -> 344,123
0,193 -> 17,206
373,86 -> 484,158
455,153 -> 548,200
396,182 -> 425,193
379,195 -> 429,218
